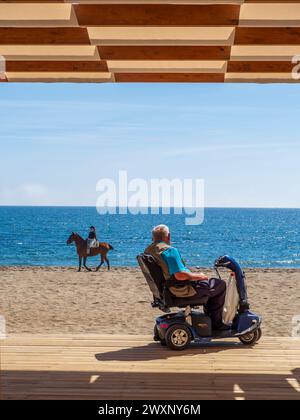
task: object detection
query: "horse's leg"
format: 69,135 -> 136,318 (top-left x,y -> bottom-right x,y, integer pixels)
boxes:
83,256 -> 91,272
78,256 -> 82,272
96,255 -> 104,272
105,256 -> 110,271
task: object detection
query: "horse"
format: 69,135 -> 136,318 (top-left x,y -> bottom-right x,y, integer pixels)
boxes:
67,232 -> 113,272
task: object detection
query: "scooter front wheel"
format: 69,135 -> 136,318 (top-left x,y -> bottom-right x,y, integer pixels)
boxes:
239,328 -> 261,345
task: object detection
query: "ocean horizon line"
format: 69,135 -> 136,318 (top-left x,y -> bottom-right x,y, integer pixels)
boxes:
1,264 -> 300,270
1,205 -> 300,210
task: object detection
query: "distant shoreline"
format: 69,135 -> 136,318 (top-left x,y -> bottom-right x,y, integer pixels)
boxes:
1,205 -> 300,210
1,265 -> 300,272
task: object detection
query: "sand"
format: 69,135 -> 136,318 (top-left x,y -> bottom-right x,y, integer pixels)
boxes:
0,266 -> 299,337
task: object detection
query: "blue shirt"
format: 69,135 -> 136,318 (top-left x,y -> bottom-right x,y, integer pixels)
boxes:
161,247 -> 190,276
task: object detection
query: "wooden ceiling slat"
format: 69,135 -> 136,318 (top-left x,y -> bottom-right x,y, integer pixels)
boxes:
244,1 -> 300,2
235,27 -> 300,45
6,60 -> 108,72
6,71 -> 113,82
74,4 -> 240,26
226,72 -> 300,82
227,61 -> 295,72
0,1 -> 245,2
98,46 -> 231,60
0,3 -> 76,27
0,0 -> 65,2
107,60 -> 226,73
0,28 -> 90,45
231,45 -> 300,61
239,3 -> 300,27
114,72 -> 225,82
88,27 -> 235,46
0,45 -> 100,61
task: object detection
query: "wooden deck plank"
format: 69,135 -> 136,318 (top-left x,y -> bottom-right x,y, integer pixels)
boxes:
1,335 -> 299,400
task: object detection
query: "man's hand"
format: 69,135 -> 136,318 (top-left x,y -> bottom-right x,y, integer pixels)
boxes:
174,271 -> 208,281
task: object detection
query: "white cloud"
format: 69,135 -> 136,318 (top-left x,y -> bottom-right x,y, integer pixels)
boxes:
0,183 -> 50,205
19,183 -> 48,199
167,142 -> 300,157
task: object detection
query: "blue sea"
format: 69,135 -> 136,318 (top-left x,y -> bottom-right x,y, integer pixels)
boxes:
0,206 -> 299,268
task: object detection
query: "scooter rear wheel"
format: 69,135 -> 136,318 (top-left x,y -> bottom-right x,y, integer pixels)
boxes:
165,324 -> 192,351
239,328 -> 261,345
256,327 -> 262,341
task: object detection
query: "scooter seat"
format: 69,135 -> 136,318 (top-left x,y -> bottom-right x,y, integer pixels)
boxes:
164,288 -> 208,308
137,253 -> 208,311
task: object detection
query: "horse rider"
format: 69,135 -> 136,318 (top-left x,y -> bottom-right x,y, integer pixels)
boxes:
87,226 -> 98,254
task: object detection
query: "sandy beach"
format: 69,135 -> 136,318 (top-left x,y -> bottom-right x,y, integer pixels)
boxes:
0,266 -> 299,337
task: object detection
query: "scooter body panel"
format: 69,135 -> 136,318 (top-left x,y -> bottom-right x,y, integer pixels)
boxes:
156,309 -> 262,343
235,310 -> 262,335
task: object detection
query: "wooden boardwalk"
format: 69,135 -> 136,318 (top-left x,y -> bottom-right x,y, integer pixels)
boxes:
1,335 -> 299,400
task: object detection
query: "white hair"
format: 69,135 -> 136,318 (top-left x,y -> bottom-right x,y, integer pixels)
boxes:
152,224 -> 170,241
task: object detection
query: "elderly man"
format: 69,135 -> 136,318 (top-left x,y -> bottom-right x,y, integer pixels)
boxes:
145,224 -> 228,330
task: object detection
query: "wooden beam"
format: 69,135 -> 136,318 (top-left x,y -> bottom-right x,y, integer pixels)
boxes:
6,71 -> 113,82
6,60 -> 108,72
88,27 -> 235,46
0,28 -> 90,45
107,60 -> 226,73
227,61 -> 295,72
0,3 -> 78,27
98,46 -> 231,60
239,3 -> 300,27
114,72 -> 225,82
226,72 -> 300,82
74,4 -> 240,26
235,27 -> 300,45
231,45 -> 300,61
0,45 -> 100,61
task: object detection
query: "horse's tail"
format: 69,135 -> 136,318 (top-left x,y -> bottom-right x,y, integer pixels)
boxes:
108,244 -> 114,251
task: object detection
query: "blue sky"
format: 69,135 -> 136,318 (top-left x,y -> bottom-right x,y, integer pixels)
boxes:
0,83 -> 300,207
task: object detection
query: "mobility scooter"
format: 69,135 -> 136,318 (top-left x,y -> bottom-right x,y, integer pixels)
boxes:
137,254 -> 262,350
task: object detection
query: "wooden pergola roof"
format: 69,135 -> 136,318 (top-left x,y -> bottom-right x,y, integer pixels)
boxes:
1,1 -> 300,83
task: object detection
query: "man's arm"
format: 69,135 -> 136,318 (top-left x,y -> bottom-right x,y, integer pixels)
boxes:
174,271 -> 208,281
161,247 -> 208,281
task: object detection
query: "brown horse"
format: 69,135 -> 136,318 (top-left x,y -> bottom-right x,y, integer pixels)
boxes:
67,232 -> 113,272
